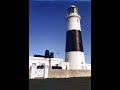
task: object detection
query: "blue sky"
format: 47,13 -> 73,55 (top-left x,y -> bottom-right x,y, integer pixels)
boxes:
29,0 -> 91,64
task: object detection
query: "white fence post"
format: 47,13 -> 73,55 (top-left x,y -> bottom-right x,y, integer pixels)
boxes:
31,63 -> 36,79
44,65 -> 48,78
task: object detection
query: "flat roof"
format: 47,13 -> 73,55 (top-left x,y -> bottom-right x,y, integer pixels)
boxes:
29,56 -> 64,61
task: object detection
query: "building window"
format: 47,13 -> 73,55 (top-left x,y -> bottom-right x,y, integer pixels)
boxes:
32,63 -> 36,67
37,65 -> 44,69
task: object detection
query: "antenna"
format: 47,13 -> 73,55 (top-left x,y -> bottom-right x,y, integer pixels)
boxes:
57,52 -> 59,58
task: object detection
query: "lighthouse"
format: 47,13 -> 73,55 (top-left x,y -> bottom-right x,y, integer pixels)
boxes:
65,5 -> 85,69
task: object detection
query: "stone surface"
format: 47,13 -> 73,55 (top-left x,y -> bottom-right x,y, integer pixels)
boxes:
48,69 -> 91,78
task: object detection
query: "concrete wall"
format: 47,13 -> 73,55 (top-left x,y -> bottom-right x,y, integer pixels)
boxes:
62,62 -> 69,69
29,69 -> 91,79
85,64 -> 91,70
48,69 -> 91,78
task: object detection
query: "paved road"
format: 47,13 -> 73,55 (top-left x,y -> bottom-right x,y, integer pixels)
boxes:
29,77 -> 91,90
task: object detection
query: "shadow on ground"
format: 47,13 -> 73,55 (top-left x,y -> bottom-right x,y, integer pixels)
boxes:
29,77 -> 91,90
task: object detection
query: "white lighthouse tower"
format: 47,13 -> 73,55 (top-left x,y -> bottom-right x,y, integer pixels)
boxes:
65,5 -> 85,69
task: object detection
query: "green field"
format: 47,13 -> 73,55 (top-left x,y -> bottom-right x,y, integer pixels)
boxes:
29,77 -> 91,90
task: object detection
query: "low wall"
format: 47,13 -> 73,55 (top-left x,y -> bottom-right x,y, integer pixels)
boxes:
48,69 -> 91,78
29,69 -> 91,78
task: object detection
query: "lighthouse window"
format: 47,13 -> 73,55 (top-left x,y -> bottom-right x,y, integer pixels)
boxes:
68,20 -> 69,22
71,7 -> 74,13
77,19 -> 79,22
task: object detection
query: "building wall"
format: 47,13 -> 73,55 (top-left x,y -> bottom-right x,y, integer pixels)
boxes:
29,56 -> 91,70
62,62 -> 69,69
29,69 -> 91,79
85,64 -> 91,70
48,69 -> 91,78
29,59 -> 48,69
51,60 -> 62,67
29,57 -> 64,69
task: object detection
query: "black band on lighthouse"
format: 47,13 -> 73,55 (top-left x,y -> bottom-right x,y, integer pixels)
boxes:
65,30 -> 84,52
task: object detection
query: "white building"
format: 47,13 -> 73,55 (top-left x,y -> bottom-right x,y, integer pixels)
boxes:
29,56 -> 91,70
